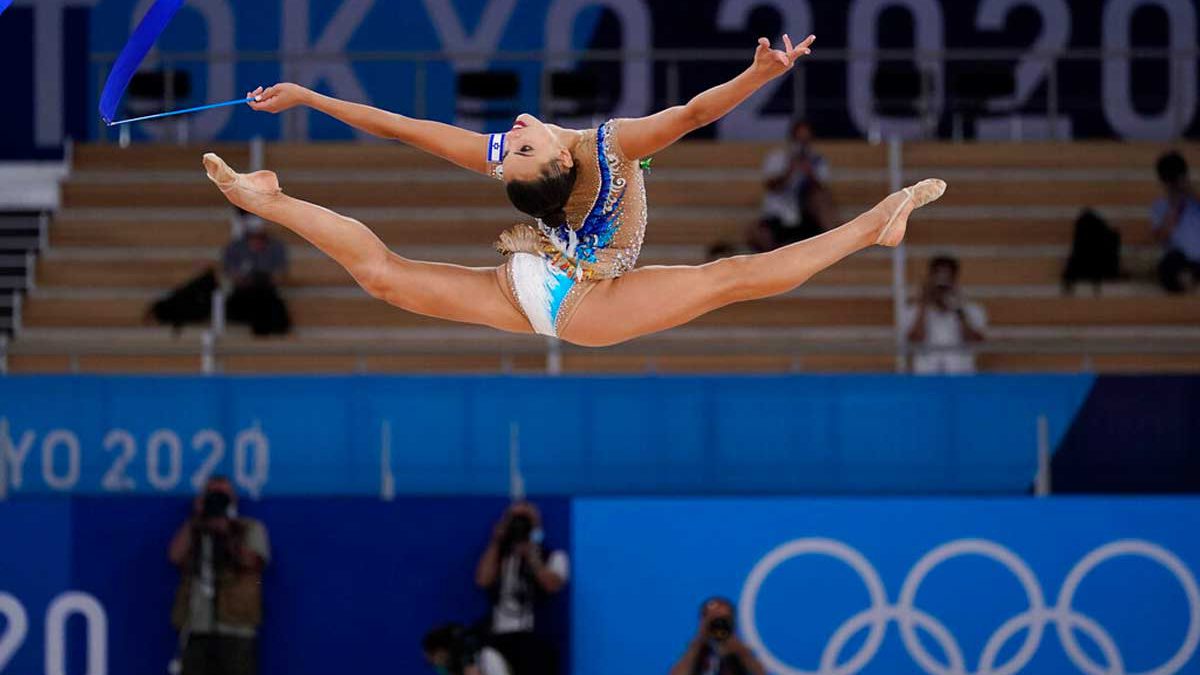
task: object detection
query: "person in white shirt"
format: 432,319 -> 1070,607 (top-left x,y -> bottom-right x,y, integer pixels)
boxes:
749,119 -> 834,251
475,502 -> 568,675
1151,152 -> 1200,293
902,255 -> 987,374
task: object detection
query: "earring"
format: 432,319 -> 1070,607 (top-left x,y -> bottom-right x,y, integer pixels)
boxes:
490,164 -> 505,181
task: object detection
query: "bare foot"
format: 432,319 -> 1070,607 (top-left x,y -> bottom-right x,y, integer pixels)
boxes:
874,178 -> 947,247
202,153 -> 282,212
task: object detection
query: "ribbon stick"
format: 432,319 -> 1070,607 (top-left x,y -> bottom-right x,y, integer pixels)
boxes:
106,97 -> 251,127
99,0 -> 188,125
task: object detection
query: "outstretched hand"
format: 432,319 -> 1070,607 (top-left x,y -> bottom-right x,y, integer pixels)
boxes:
752,33 -> 815,79
245,83 -> 310,114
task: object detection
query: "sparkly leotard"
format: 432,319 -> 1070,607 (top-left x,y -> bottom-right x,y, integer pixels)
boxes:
493,120 -> 648,337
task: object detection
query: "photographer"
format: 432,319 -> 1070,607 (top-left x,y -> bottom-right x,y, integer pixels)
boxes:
167,477 -> 270,675
902,255 -> 988,375
670,598 -> 766,675
475,502 -> 568,675
749,119 -> 835,251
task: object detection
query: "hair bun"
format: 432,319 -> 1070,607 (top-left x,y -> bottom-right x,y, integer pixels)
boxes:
541,208 -> 569,228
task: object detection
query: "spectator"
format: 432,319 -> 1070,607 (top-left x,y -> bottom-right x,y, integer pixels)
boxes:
1151,152 -> 1200,293
422,623 -> 511,675
748,119 -> 835,252
168,476 -> 270,675
475,502 -> 568,675
902,255 -> 987,374
669,597 -> 766,675
222,209 -> 291,335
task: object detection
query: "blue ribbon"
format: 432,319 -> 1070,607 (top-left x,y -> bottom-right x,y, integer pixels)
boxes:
98,0 -> 186,125
0,0 -> 13,17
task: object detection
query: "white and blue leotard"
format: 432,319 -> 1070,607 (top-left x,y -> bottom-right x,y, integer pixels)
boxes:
492,120 -> 648,337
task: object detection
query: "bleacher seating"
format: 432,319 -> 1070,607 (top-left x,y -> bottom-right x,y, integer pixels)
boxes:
9,140 -> 1200,373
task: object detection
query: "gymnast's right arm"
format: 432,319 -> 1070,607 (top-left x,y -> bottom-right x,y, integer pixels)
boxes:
246,83 -> 492,176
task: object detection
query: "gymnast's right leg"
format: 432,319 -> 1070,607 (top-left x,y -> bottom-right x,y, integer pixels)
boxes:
202,154 -> 532,334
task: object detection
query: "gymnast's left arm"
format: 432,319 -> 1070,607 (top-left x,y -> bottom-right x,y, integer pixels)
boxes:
615,34 -> 814,160
246,83 -> 493,176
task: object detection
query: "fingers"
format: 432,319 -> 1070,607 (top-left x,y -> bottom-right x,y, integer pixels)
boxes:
783,33 -> 794,54
757,36 -> 770,50
790,34 -> 816,59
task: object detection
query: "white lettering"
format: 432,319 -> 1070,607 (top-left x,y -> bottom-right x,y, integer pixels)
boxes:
40,430 -> 79,491
545,0 -> 652,125
281,0 -> 376,139
1103,0 -> 1198,139
129,0 -> 236,142
716,0 -> 814,140
423,0 -> 518,72
45,593 -> 107,675
848,0 -> 945,139
14,0 -> 100,147
1,419 -> 35,490
0,593 -> 29,672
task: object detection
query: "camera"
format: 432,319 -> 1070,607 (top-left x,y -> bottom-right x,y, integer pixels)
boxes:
504,514 -> 533,546
707,616 -> 734,642
202,490 -> 232,519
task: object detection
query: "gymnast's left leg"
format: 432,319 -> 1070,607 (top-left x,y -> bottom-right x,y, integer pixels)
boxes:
201,153 -> 532,334
561,180 -> 944,347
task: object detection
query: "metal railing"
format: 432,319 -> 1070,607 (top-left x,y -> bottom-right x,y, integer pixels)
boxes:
5,330 -> 1200,377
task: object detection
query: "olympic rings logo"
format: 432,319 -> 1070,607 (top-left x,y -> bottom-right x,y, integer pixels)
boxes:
738,538 -> 1200,675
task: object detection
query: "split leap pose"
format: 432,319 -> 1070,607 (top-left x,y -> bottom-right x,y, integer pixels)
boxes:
202,34 -> 945,346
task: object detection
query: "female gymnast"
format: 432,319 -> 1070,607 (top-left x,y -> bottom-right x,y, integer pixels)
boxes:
202,34 -> 945,347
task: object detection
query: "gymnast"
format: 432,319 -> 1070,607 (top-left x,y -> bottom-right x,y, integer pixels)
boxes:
202,34 -> 945,346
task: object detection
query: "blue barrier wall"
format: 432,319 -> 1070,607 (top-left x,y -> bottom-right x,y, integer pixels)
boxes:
0,496 -> 571,675
0,375 -> 1095,497
4,496 -> 1196,675
572,497 -> 1200,675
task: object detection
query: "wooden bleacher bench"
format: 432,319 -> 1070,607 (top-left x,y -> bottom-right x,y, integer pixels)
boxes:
21,140 -> 1200,374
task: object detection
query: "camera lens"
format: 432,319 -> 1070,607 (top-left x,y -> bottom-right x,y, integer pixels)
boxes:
202,491 -> 231,519
708,617 -> 733,641
506,514 -> 533,544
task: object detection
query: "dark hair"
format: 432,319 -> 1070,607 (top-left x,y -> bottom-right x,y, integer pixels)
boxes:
421,623 -> 460,654
929,254 -> 960,276
505,159 -> 578,228
699,596 -> 735,616
1157,152 -> 1189,185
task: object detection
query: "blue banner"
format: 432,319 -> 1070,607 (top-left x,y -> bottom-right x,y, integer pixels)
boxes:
0,496 -> 571,675
0,375 -> 1095,497
572,497 -> 1200,675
